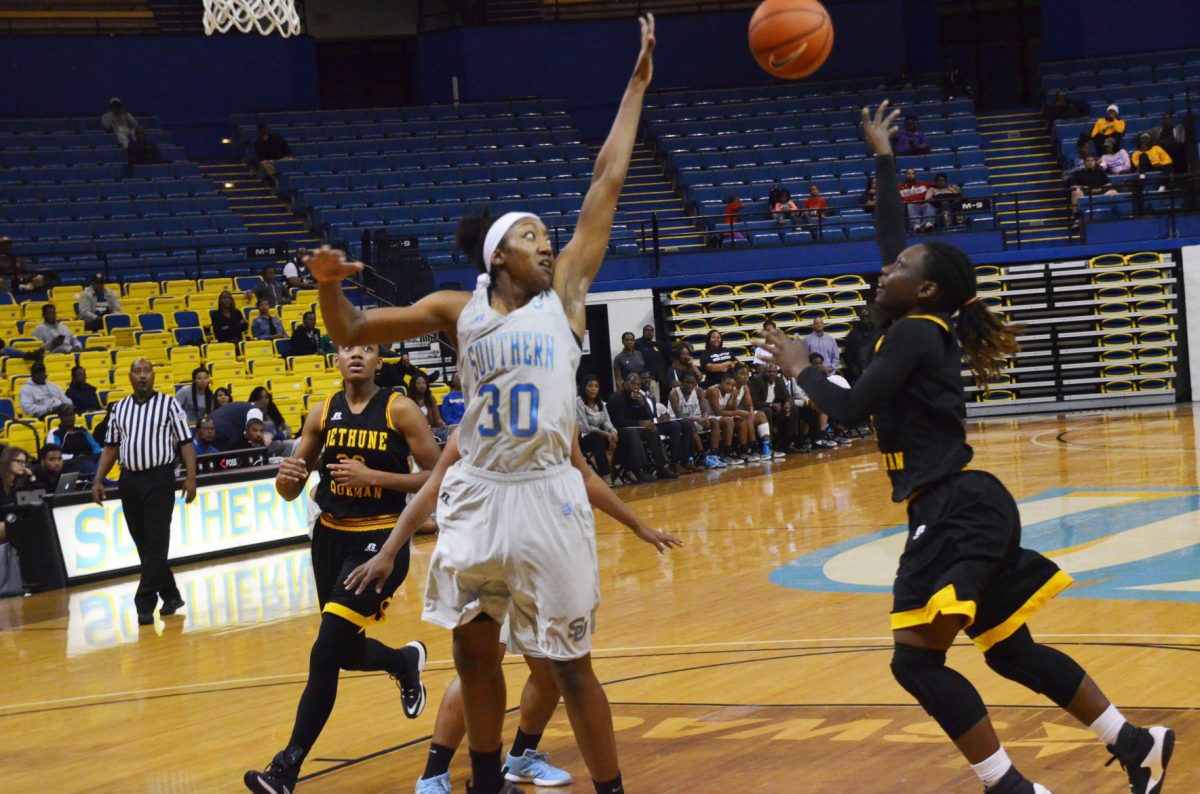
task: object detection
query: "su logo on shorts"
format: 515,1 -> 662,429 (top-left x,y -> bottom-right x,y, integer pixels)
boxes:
568,617 -> 589,642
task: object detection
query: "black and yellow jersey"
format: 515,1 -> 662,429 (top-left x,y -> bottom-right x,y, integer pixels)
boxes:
314,389 -> 411,531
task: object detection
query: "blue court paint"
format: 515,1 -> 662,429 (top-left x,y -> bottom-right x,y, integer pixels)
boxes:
770,487 -> 1200,603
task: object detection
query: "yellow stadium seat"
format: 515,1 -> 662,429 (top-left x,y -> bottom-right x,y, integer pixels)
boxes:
979,390 -> 1016,402
124,281 -> 160,298
703,284 -> 735,298
802,292 -> 832,305
200,278 -> 233,293
1138,361 -> 1174,376
268,377 -> 307,399
829,275 -> 866,288
1099,348 -> 1135,362
209,361 -> 246,382
249,358 -> 286,377
766,279 -> 799,293
738,297 -> 769,312
1124,251 -> 1164,267
307,373 -> 342,395
288,355 -> 325,375
111,349 -> 144,371
1101,380 -> 1135,393
161,279 -> 196,297
149,296 -> 184,315
1137,378 -> 1171,391
82,334 -> 113,351
203,343 -> 238,362
1089,253 -> 1126,268
168,345 -> 201,365
675,318 -> 708,334
1095,286 -> 1130,300
974,265 -> 1002,278
240,340 -> 275,360
21,301 -> 47,320
826,305 -> 856,321
669,287 -> 704,301
1092,269 -> 1127,284
0,421 -> 39,452
733,282 -> 767,295
101,388 -> 129,405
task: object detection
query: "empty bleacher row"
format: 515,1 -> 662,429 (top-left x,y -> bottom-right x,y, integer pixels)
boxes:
642,80 -> 988,247
661,276 -> 870,363
969,251 -> 1177,413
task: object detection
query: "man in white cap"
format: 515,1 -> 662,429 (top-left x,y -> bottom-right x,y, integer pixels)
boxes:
100,97 -> 138,148
1090,103 -> 1124,154
77,274 -> 122,332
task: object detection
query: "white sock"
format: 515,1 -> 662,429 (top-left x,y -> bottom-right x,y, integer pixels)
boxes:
970,747 -> 1013,788
756,422 -> 770,439
1089,704 -> 1126,745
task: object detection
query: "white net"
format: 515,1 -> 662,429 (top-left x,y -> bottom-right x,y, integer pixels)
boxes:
203,0 -> 302,38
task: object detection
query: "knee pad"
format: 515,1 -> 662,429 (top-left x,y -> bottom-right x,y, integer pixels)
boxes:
984,626 -> 1085,709
890,644 -> 987,740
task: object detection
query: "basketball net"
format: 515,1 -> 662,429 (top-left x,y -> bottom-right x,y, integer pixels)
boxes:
203,0 -> 302,38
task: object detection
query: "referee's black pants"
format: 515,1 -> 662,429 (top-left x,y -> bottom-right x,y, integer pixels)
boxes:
120,466 -> 180,615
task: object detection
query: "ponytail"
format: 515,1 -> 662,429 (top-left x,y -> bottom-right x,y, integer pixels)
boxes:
920,241 -> 1021,391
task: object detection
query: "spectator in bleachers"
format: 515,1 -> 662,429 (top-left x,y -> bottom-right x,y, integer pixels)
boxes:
606,372 -> 676,482
440,373 -> 465,427
100,97 -> 138,148
635,324 -> 668,385
1042,90 -> 1089,122
48,405 -> 100,474
251,298 -> 287,341
576,374 -> 619,486
669,371 -> 723,469
0,237 -> 51,293
408,373 -> 448,442
705,372 -> 752,464
802,184 -> 828,238
899,168 -> 936,233
842,306 -> 879,384
926,173 -> 964,228
19,363 -> 72,419
1144,113 -> 1186,173
1090,104 -> 1125,155
210,392 -> 270,450
1070,155 -> 1118,222
248,386 -> 292,441
1131,132 -> 1174,174
174,367 -> 216,426
803,317 -> 840,373
1062,141 -> 1093,186
699,330 -> 736,388
77,274 -> 122,332
1098,138 -> 1132,175
126,128 -> 162,172
66,366 -> 101,413
772,189 -> 799,226
289,311 -> 322,357
282,247 -> 313,290
376,351 -> 427,392
213,386 -> 232,409
33,305 -> 81,354
210,290 -> 248,344
192,418 -> 220,456
231,417 -> 267,452
639,369 -> 687,473
722,196 -> 746,243
254,124 -> 293,182
667,342 -> 703,388
889,61 -> 914,90
892,116 -> 931,156
750,362 -> 796,455
612,331 -> 645,391
860,176 -> 878,216
250,264 -> 291,308
940,58 -> 970,100
32,444 -> 63,493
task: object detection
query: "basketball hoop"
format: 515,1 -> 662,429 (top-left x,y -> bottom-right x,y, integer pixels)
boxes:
203,0 -> 302,38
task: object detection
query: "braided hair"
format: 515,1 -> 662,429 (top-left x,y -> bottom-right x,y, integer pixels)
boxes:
920,241 -> 1021,390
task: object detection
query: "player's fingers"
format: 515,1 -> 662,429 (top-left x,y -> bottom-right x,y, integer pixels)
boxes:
861,105 -> 870,125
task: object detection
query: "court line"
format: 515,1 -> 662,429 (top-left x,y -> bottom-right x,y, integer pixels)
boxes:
3,634 -> 1198,714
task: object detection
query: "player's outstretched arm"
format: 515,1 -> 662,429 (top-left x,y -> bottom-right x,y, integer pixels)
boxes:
570,434 -> 682,554
862,102 -> 907,267
554,14 -> 655,335
345,429 -> 462,595
276,401 -> 326,501
307,246 -> 469,347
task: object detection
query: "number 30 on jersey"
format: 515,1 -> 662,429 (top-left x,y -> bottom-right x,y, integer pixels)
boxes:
477,383 -> 540,438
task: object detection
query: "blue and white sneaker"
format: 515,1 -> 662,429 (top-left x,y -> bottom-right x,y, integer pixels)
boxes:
503,749 -> 572,787
415,772 -> 452,794
703,454 -> 727,469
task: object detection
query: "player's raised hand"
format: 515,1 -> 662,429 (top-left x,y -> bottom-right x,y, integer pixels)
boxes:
305,245 -> 363,284
275,456 -> 308,484
861,100 -> 902,156
632,13 -> 655,87
632,522 -> 683,554
345,552 -> 394,595
754,328 -> 810,379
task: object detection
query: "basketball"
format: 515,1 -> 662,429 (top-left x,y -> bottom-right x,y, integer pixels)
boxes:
748,0 -> 834,80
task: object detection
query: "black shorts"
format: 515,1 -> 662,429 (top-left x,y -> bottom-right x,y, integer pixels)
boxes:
890,470 -> 1073,651
311,518 -> 411,631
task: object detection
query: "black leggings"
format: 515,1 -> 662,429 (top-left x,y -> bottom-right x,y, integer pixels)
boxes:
579,431 -> 612,476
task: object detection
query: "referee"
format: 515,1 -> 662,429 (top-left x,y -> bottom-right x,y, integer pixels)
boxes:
93,358 -> 197,626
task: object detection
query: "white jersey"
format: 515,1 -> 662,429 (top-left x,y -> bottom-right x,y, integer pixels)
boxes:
455,285 -> 582,473
671,386 -> 703,419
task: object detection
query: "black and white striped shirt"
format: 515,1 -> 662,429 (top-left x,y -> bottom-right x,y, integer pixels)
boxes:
104,391 -> 192,472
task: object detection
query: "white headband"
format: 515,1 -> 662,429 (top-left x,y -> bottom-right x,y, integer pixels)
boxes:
477,212 -> 540,290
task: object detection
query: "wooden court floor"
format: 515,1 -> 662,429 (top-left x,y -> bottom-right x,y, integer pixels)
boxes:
2,406 -> 1198,792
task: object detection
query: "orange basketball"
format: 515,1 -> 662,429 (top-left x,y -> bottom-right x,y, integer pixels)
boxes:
748,0 -> 834,80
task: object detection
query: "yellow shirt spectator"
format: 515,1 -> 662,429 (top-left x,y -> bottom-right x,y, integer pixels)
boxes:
1090,116 -> 1126,139
1131,145 -> 1172,169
